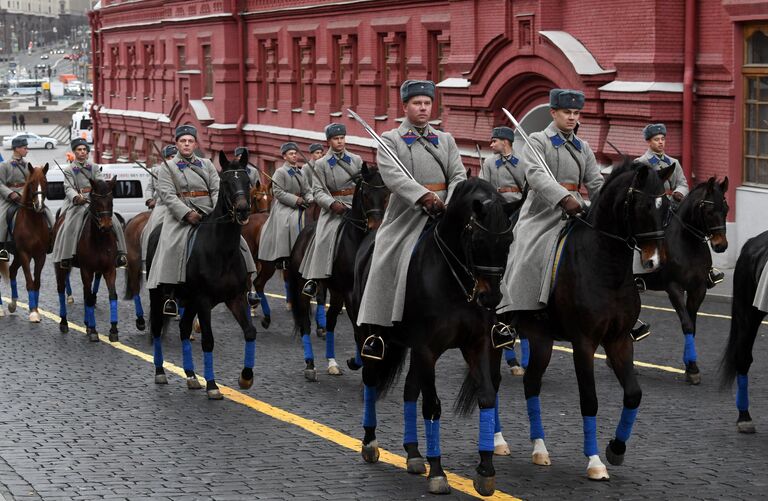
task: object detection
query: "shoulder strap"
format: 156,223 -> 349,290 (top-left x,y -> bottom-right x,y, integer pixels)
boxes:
562,141 -> 584,187
335,156 -> 361,184
499,156 -> 523,191
416,136 -> 449,185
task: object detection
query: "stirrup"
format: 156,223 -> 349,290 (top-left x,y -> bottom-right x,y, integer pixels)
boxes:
302,280 -> 317,298
361,335 -> 385,361
116,254 -> 128,269
0,249 -> 9,262
630,320 -> 651,342
634,277 -> 646,293
163,298 -> 178,317
491,322 -> 517,349
59,259 -> 72,270
707,268 -> 724,289
247,291 -> 261,307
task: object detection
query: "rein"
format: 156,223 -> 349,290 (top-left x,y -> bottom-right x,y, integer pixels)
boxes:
341,178 -> 388,233
671,199 -> 725,243
197,169 -> 250,225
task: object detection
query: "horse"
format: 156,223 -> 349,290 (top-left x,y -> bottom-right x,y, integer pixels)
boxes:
54,177 -> 121,342
250,180 -> 272,214
353,178 -> 521,496
516,161 -> 674,480
287,163 -> 389,380
636,177 -> 729,384
720,230 -> 768,434
3,163 -> 50,322
123,210 -> 151,330
146,151 -> 256,400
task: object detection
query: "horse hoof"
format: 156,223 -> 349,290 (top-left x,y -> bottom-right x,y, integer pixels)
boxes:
29,311 -> 41,323
304,368 -> 317,382
67,295 -> 74,304
88,331 -> 100,342
346,357 -> 362,371
406,457 -> 426,474
8,301 -> 16,313
0,307 -> 4,317
155,374 -> 168,385
328,364 -> 342,376
494,443 -> 511,456
685,371 -> 702,385
427,476 -> 450,495
187,377 -> 202,390
136,317 -> 146,331
532,451 -> 551,466
361,440 -> 379,463
316,328 -> 326,339
108,332 -> 118,343
606,441 -> 625,466
60,322 -> 69,334
587,456 -> 610,481
738,420 -> 756,434
193,318 -> 201,334
238,375 -> 254,389
207,388 -> 224,400
285,302 -> 292,312
510,366 -> 525,377
473,474 -> 495,497
261,316 -> 271,329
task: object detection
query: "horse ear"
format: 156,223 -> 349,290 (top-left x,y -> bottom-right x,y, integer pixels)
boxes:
108,176 -> 117,191
255,180 -> 261,190
721,176 -> 729,194
43,163 -> 49,175
466,167 -> 472,178
361,162 -> 370,176
27,162 -> 34,176
218,150 -> 230,171
636,163 -> 649,183
239,150 -> 249,169
658,164 -> 675,182
706,177 -> 716,193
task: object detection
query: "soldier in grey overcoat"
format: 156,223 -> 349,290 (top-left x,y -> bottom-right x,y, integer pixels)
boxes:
299,124 -> 363,297
235,146 -> 260,187
356,80 -> 467,358
140,145 -> 176,264
479,126 -> 526,203
0,137 -> 55,261
52,138 -> 128,270
499,89 -> 603,316
257,142 -> 313,269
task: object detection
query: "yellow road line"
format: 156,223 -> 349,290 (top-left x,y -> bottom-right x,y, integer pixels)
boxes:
1,296 -> 519,501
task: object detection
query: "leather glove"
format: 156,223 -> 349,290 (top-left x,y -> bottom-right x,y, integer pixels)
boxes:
8,192 -> 21,203
73,195 -> 87,206
330,201 -> 347,215
184,210 -> 202,225
145,199 -> 156,209
672,192 -> 684,202
418,192 -> 445,216
559,195 -> 583,216
296,197 -> 306,208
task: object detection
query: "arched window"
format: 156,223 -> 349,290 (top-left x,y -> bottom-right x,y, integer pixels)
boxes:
744,25 -> 768,185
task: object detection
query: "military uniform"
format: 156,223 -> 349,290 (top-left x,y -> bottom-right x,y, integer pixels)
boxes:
499,95 -> 603,313
0,155 -> 55,250
235,147 -> 261,187
634,149 -> 688,198
51,159 -> 128,266
141,165 -> 166,263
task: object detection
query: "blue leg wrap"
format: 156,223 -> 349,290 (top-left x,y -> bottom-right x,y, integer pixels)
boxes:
58,292 -> 66,318
181,339 -> 194,372
258,291 -> 271,316
315,303 -> 326,329
424,419 -> 441,458
325,331 -> 335,359
494,394 -> 502,433
153,337 -> 163,368
10,280 -> 17,299
203,351 -> 214,381
354,348 -> 362,367
504,346 -> 517,363
737,374 -> 749,411
479,408 -> 496,452
133,294 -> 144,318
109,299 -> 118,324
403,401 -> 418,444
27,291 -> 35,309
521,338 -> 530,368
283,281 -> 292,304
244,340 -> 256,369
178,306 -> 185,318
92,275 -> 101,294
363,385 -> 377,428
527,396 -> 545,440
683,333 -> 697,364
33,291 -> 40,309
84,305 -> 95,328
583,416 -> 599,457
302,333 -> 314,362
615,406 -> 639,442
65,274 -> 72,295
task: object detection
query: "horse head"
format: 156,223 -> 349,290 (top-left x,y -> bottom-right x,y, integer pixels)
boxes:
24,162 -> 49,213
443,178 -> 519,310
250,179 -> 272,214
218,150 -> 251,226
88,177 -> 117,233
695,177 -> 729,253
357,162 -> 390,231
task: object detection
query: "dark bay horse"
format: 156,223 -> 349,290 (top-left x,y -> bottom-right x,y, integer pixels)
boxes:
123,210 -> 151,330
287,164 -> 389,380
720,230 -> 768,434
146,151 -> 256,400
637,177 -> 729,384
353,178 -> 520,496
518,162 -> 674,480
5,163 -> 50,322
55,177 -> 120,342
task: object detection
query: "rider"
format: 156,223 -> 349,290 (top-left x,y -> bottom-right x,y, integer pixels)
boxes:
356,80 -> 467,360
635,123 -> 724,288
257,142 -> 313,270
52,138 -> 128,270
234,146 -> 260,188
141,144 -> 177,264
479,126 -> 526,203
145,125 -> 256,315
299,123 -> 363,297
0,137 -> 55,261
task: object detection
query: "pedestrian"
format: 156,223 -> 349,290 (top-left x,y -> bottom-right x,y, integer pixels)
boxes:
18,114 -> 25,130
11,113 -> 17,130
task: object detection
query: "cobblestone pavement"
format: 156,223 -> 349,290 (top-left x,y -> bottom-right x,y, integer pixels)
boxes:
0,261 -> 766,500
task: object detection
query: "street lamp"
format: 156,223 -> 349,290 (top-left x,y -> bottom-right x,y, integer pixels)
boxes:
33,65 -> 39,107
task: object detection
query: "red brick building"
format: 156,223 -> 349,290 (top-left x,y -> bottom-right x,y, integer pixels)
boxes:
90,0 -> 768,265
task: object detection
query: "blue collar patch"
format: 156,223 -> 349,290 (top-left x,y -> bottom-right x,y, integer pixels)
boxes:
176,158 -> 202,170
72,162 -> 93,174
648,154 -> 671,166
425,132 -> 439,147
549,134 -> 581,151
401,129 -> 439,147
327,153 -> 351,167
496,155 -> 519,168
10,159 -> 25,168
287,167 -> 301,177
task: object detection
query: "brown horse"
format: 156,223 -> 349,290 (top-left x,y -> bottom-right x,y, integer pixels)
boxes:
55,178 -> 121,342
123,210 -> 151,330
5,163 -> 51,322
250,180 -> 272,214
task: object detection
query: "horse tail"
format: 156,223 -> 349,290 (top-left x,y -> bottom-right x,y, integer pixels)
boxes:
454,370 -> 480,417
375,340 -> 408,398
0,261 -> 8,281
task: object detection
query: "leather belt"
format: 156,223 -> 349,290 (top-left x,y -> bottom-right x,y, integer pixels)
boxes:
9,183 -> 25,189
665,190 -> 674,196
80,187 -> 91,193
330,188 -> 355,197
498,186 -> 521,193
560,183 -> 580,191
179,190 -> 209,198
424,183 -> 447,192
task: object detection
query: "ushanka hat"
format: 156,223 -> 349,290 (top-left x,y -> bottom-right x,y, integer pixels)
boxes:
549,89 -> 585,110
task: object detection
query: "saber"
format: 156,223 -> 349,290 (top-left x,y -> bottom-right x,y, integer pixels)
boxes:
53,159 -> 86,201
133,159 -> 158,180
475,144 -> 484,166
605,139 -> 625,158
501,108 -> 557,182
347,108 -> 415,182
150,142 -> 207,215
260,167 -> 308,209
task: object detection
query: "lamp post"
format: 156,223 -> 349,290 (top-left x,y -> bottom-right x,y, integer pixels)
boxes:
34,65 -> 39,107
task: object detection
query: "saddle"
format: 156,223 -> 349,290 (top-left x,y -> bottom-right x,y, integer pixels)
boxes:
6,204 -> 19,236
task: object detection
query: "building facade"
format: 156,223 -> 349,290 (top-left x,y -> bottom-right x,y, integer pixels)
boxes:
90,0 -> 768,265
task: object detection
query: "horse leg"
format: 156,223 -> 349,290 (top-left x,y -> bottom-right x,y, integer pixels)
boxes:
282,269 -> 292,311
104,270 -> 119,342
254,260 -> 274,328
667,284 -> 700,384
224,295 -> 258,390
92,272 -> 102,307
604,335 -> 642,467
81,268 -> 98,342
8,256 -> 19,313
360,362 -> 380,464
315,284 -> 327,339
324,291 -> 343,375
732,307 -> 763,434
572,339 -> 609,480
30,252 -> 45,323
197,304 -> 222,400
20,253 -> 40,322
65,272 -> 74,304
345,292 -> 364,372
149,287 -> 168,384
55,264 -> 69,333
402,354 -> 425,474
133,293 -> 146,331
522,324 -> 554,466
414,349 -> 450,495
683,284 -> 707,384
179,303 -> 202,390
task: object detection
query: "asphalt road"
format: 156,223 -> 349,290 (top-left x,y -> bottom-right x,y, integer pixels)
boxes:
0,259 -> 766,500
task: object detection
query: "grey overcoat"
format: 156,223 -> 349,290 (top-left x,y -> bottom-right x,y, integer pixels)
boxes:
479,153 -> 526,203
634,149 -> 689,198
0,156 -> 54,242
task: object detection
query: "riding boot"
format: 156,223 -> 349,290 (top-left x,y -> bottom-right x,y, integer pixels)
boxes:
302,279 -> 318,298
46,230 -> 53,254
630,319 -> 651,342
634,277 -> 646,293
163,288 -> 178,317
116,253 -> 128,269
0,246 -> 9,262
707,267 -> 724,289
361,334 -> 385,360
59,258 -> 72,270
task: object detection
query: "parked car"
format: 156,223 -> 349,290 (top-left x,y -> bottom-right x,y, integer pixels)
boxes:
2,133 -> 58,150
40,54 -> 49,59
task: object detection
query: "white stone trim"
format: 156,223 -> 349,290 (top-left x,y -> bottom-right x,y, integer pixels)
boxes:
189,100 -> 213,122
599,81 -> 684,93
539,31 -> 613,76
99,107 -> 171,123
436,77 -> 471,88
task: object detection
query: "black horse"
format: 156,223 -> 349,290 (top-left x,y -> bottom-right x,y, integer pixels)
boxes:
353,178 -> 521,497
518,162 -> 674,480
720,230 -> 768,434
287,163 -> 389,380
146,151 -> 256,400
636,177 -> 729,384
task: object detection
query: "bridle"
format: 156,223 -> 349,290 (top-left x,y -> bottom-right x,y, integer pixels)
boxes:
342,177 -> 388,233
88,189 -> 114,227
205,168 -> 250,225
672,197 -> 727,243
251,189 -> 271,214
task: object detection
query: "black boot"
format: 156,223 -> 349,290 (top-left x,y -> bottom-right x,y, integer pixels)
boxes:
634,277 -> 646,293
0,247 -> 9,262
302,280 -> 317,297
491,322 -> 516,349
247,291 -> 261,307
630,319 -> 651,342
116,253 -> 128,269
59,258 -> 72,270
361,334 -> 385,360
707,267 -> 724,289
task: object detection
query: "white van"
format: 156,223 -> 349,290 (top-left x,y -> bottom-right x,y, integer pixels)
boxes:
46,163 -> 153,226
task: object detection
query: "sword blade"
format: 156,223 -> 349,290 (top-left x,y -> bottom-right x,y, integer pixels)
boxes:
501,107 -> 557,182
347,108 -> 415,182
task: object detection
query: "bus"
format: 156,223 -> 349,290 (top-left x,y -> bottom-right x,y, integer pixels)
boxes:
71,110 -> 93,144
7,79 -> 44,96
